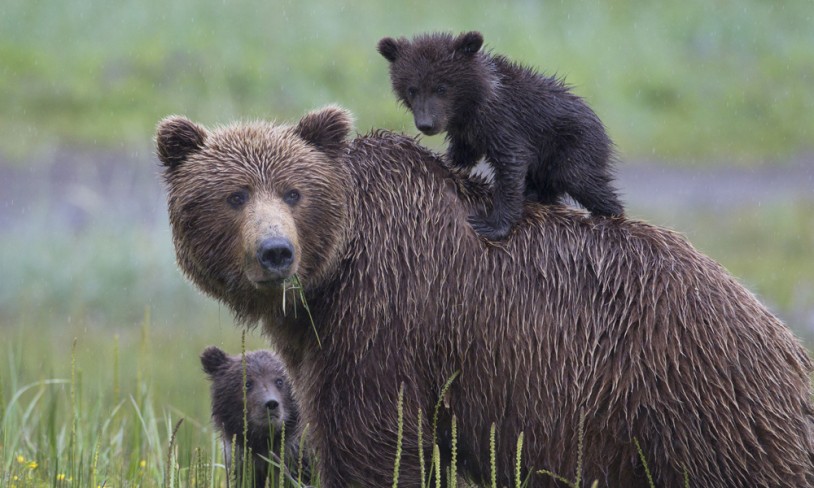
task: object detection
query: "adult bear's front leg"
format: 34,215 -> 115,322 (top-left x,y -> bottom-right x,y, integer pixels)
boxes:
305,374 -> 412,487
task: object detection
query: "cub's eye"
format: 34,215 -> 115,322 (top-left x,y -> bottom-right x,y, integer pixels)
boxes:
407,87 -> 418,98
275,378 -> 285,389
435,85 -> 447,96
283,189 -> 300,206
245,379 -> 254,391
226,190 -> 248,208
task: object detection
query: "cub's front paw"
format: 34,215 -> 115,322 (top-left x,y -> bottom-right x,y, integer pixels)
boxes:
467,214 -> 511,241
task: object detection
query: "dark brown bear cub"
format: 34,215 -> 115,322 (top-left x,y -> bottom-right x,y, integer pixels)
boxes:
200,346 -> 305,488
378,31 -> 623,240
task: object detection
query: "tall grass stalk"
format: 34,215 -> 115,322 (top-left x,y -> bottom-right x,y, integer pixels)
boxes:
575,409 -> 585,487
297,423 -> 309,486
633,437 -> 656,488
228,434 -> 238,486
515,431 -> 524,488
113,334 -> 121,402
449,415 -> 457,487
0,364 -> 5,423
69,337 -> 79,483
283,275 -> 322,349
432,444 -> 441,488
431,371 -> 460,452
489,422 -> 497,488
392,382 -> 405,488
90,435 -> 102,487
137,309 -> 150,406
278,421 -> 287,488
417,408 -> 425,488
209,432 -> 219,488
536,468 -> 576,487
165,417 -> 184,488
241,330 -> 250,486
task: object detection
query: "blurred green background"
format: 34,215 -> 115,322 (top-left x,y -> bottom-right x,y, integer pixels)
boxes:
2,0 -> 813,160
1,0 -> 812,481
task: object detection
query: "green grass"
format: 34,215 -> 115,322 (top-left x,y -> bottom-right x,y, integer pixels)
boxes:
1,0 -> 813,162
0,314 -> 275,487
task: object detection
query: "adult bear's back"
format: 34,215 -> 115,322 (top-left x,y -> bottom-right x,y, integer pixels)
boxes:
334,131 -> 814,487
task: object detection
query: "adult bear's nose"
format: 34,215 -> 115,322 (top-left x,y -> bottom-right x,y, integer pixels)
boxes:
266,399 -> 279,411
257,237 -> 294,273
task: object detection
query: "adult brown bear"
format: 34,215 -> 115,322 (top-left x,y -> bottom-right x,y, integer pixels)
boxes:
156,107 -> 814,487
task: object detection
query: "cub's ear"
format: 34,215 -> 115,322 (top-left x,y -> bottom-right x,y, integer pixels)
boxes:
377,36 -> 405,63
294,105 -> 353,157
453,31 -> 484,56
156,116 -> 207,169
200,346 -> 230,376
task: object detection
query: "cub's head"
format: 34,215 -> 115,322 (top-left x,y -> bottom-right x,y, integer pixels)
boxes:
201,346 -> 297,436
156,107 -> 353,323
377,31 -> 485,136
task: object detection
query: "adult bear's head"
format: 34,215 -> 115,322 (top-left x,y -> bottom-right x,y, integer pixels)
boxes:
156,106 -> 354,323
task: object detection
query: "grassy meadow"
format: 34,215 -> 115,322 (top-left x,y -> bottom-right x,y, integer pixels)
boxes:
1,0 -> 813,485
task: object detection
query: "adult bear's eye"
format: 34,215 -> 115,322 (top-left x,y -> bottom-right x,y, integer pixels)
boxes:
226,190 -> 248,209
275,378 -> 284,389
435,85 -> 446,96
407,87 -> 418,98
245,379 -> 254,391
283,189 -> 300,206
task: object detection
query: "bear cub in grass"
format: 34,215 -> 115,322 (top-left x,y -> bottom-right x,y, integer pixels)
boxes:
200,346 -> 307,488
378,31 -> 624,240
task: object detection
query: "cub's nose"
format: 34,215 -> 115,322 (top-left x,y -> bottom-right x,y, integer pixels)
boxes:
266,399 -> 279,411
257,238 -> 294,274
415,118 -> 435,134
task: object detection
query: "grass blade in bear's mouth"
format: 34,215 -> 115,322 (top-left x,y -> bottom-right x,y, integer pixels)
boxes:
282,275 -> 322,349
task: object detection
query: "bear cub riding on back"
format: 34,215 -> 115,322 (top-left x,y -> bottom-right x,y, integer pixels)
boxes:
378,31 -> 623,240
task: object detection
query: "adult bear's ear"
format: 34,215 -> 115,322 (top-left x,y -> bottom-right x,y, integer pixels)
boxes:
200,346 -> 230,376
294,105 -> 353,157
453,31 -> 483,56
377,37 -> 405,63
156,116 -> 207,169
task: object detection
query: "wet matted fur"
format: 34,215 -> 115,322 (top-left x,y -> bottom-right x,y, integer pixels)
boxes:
158,108 -> 814,488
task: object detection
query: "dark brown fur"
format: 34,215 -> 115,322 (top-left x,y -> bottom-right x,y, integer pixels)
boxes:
378,31 -> 623,240
200,347 -> 305,487
159,108 -> 814,487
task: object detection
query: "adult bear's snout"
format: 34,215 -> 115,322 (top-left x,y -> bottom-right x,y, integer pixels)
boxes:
257,237 -> 295,275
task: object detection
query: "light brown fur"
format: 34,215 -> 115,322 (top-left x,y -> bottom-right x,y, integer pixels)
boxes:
157,108 -> 814,487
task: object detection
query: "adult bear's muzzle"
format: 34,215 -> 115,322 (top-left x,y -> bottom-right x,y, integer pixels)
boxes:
256,237 -> 295,276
